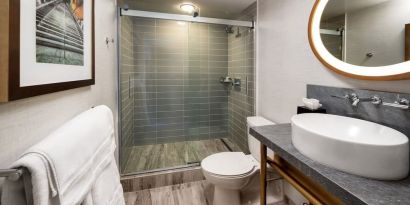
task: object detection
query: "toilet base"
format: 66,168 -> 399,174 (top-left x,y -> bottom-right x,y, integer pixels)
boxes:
213,186 -> 241,205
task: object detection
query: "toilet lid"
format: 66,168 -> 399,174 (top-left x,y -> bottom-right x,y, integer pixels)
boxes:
201,152 -> 255,176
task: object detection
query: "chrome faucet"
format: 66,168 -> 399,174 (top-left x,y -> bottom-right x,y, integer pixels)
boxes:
353,95 -> 382,106
332,93 -> 382,107
347,93 -> 360,106
332,93 -> 409,110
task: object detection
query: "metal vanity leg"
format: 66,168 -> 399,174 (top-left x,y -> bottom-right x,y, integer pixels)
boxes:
260,144 -> 267,205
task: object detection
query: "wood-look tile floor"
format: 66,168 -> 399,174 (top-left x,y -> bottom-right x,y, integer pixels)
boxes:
123,180 -> 288,205
122,138 -> 242,174
124,181 -> 213,205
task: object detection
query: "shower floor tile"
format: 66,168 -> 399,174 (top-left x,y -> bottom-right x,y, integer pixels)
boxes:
122,138 -> 241,174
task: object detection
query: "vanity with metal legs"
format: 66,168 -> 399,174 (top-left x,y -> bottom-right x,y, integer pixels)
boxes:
251,124 -> 410,205
259,144 -> 344,205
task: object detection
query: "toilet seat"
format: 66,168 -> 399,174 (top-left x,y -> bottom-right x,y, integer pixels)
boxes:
201,152 -> 258,177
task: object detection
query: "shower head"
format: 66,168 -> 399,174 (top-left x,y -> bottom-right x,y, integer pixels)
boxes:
235,27 -> 241,38
225,26 -> 234,34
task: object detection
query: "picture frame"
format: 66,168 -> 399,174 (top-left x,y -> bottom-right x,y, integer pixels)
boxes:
0,0 -> 95,102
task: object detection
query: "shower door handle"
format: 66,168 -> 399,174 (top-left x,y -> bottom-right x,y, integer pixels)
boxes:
128,75 -> 131,98
246,76 -> 249,96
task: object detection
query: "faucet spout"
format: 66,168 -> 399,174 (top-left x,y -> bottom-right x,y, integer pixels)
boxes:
352,98 -> 360,106
348,93 -> 360,107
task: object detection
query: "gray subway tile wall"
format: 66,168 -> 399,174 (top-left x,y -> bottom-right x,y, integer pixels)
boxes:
126,18 -> 229,146
228,3 -> 257,152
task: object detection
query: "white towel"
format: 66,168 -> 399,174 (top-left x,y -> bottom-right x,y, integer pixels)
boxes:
83,157 -> 125,205
1,105 -> 125,205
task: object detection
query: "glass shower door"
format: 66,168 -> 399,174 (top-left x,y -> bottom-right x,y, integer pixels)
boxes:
185,22 -> 230,164
119,17 -> 237,175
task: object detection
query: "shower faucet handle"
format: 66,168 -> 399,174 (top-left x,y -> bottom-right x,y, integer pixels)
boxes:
220,76 -> 233,85
233,78 -> 241,86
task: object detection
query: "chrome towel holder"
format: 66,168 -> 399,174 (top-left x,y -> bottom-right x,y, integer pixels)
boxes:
0,168 -> 24,181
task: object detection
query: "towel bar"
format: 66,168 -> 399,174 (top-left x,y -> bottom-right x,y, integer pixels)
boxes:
0,168 -> 23,181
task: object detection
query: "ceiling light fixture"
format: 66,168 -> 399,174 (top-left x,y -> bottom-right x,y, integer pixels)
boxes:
180,3 -> 196,14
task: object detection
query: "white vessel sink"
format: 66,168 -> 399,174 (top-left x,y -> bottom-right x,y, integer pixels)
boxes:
291,113 -> 409,180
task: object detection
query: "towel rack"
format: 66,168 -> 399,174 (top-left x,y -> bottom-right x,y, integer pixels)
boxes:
0,168 -> 23,181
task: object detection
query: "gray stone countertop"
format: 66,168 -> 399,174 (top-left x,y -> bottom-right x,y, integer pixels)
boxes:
250,124 -> 410,205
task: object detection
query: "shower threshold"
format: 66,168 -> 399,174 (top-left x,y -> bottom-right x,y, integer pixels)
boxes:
121,138 -> 241,175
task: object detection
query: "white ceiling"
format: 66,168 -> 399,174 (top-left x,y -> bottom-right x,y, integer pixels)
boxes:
121,0 -> 256,19
323,0 -> 391,20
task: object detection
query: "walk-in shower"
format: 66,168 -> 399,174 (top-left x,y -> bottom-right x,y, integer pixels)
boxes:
118,5 -> 256,175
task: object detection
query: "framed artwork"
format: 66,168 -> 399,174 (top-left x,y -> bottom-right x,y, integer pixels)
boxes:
0,0 -> 95,102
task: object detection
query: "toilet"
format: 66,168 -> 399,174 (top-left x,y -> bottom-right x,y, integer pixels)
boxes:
201,116 -> 275,205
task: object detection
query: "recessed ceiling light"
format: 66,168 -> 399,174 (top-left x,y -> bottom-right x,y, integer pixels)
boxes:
180,3 -> 196,13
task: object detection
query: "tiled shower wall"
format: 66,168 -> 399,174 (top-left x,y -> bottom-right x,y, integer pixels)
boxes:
120,16 -> 134,168
130,18 -> 229,145
228,3 -> 257,152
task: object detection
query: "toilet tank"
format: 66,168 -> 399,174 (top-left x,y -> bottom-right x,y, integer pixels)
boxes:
247,117 -> 275,162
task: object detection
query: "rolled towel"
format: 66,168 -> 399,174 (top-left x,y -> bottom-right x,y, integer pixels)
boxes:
302,98 -> 322,110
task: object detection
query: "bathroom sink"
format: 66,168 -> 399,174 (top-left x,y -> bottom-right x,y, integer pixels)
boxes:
291,113 -> 409,180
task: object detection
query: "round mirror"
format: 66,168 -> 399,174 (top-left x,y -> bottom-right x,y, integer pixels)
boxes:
309,0 -> 410,80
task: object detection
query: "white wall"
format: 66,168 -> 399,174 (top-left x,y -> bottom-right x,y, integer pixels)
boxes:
256,0 -> 410,124
346,0 -> 410,66
0,0 -> 118,172
257,1 -> 410,202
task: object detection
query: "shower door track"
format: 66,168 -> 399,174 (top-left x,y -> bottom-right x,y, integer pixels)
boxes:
120,9 -> 254,28
121,163 -> 201,178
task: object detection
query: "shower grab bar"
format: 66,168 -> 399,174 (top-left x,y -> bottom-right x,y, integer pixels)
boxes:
0,168 -> 24,181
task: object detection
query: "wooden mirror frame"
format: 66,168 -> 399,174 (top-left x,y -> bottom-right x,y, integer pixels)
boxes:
308,0 -> 410,81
